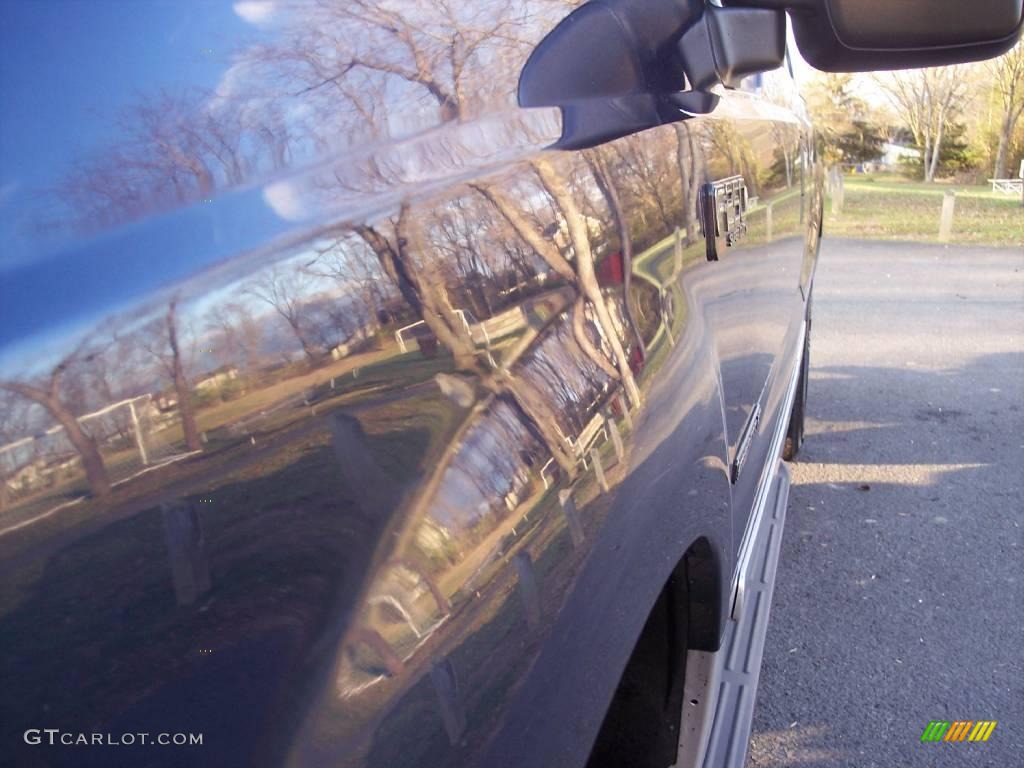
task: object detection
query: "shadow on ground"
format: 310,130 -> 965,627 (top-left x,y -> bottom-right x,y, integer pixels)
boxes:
749,352 -> 1023,768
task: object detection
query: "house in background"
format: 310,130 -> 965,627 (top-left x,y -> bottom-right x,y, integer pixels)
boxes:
869,142 -> 921,172
194,366 -> 240,393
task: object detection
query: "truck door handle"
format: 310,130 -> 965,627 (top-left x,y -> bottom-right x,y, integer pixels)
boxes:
699,176 -> 749,262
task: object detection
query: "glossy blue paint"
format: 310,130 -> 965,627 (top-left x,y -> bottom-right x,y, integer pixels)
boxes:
0,2 -> 820,767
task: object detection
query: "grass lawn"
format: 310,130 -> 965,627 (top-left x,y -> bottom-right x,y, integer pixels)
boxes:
825,173 -> 1023,247
0,388 -> 461,754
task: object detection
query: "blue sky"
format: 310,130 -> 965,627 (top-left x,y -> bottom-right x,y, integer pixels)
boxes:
0,0 -> 253,267
0,1 -> 285,373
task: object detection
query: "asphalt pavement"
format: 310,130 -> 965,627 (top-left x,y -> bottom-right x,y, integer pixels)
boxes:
746,239 -> 1024,768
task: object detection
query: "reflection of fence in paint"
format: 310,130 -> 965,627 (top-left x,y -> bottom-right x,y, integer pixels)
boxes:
1,395 -> 190,522
541,391 -> 630,490
395,306 -> 534,365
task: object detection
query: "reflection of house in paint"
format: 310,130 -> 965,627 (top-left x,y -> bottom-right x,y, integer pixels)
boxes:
882,142 -> 920,167
415,517 -> 456,560
194,366 -> 240,393
5,453 -> 80,494
330,325 -> 377,360
154,393 -> 178,412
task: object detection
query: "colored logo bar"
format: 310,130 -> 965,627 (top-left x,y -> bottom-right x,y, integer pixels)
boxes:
921,721 -> 997,742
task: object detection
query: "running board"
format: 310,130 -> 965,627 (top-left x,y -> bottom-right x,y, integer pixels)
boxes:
677,461 -> 791,768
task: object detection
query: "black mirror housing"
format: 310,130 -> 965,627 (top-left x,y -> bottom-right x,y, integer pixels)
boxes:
518,1 -> 785,149
679,6 -> 785,90
728,0 -> 1023,72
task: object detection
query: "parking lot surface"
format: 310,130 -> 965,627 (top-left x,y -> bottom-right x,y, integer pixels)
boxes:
748,239 -> 1024,767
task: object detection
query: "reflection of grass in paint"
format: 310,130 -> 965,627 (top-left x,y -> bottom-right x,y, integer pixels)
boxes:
632,231 -> 678,285
0,346 -> 419,530
313,351 -> 454,404
639,287 -> 688,389
1,347 -> 455,552
364,492 -> 598,768
633,231 -> 705,288
0,434 -> 351,751
0,391 -> 457,757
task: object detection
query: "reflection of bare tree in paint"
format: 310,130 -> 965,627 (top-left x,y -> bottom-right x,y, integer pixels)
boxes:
266,0 -> 530,126
53,89 -> 292,232
354,205 -> 480,371
244,266 -> 323,365
303,238 -> 398,334
471,159 -> 641,409
140,299 -> 203,453
704,121 -> 760,197
0,342 -> 112,498
204,300 -> 265,379
532,159 -> 642,408
607,136 -> 678,234
516,314 -> 612,439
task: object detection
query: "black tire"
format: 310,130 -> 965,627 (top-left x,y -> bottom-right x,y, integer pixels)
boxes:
782,306 -> 811,461
586,571 -> 688,768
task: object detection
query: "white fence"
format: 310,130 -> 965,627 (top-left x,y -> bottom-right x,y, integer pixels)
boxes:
1,394 -> 188,505
394,309 -> 500,366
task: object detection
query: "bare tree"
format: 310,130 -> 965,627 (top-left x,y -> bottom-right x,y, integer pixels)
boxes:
268,0 -> 529,126
245,266 -> 322,364
353,206 -> 480,370
471,182 -> 576,283
673,123 -> 704,244
877,66 -> 969,182
205,300 -> 264,376
532,159 -> 642,408
303,238 -> 395,329
703,120 -> 760,194
473,177 -> 624,381
57,90 -> 232,231
987,42 -> 1024,179
141,300 -> 203,453
0,344 -> 112,498
49,81 -> 303,240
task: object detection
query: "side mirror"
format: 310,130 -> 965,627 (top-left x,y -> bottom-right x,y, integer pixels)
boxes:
518,0 -> 786,149
519,0 -> 1023,149
730,0 -> 1023,71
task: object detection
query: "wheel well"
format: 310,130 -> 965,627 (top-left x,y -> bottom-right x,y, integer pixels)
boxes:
585,538 -> 722,768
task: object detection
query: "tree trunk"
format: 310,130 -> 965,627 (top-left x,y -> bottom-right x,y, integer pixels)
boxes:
686,127 -> 706,246
673,125 -> 696,238
587,153 -> 645,358
471,184 -> 576,283
571,296 -> 620,380
167,301 -> 203,452
928,116 -> 945,183
357,215 -> 479,371
288,319 -> 321,365
501,383 -> 577,477
922,131 -> 932,182
532,159 -> 642,409
993,116 -> 1011,179
53,399 -> 111,497
0,381 -> 111,498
